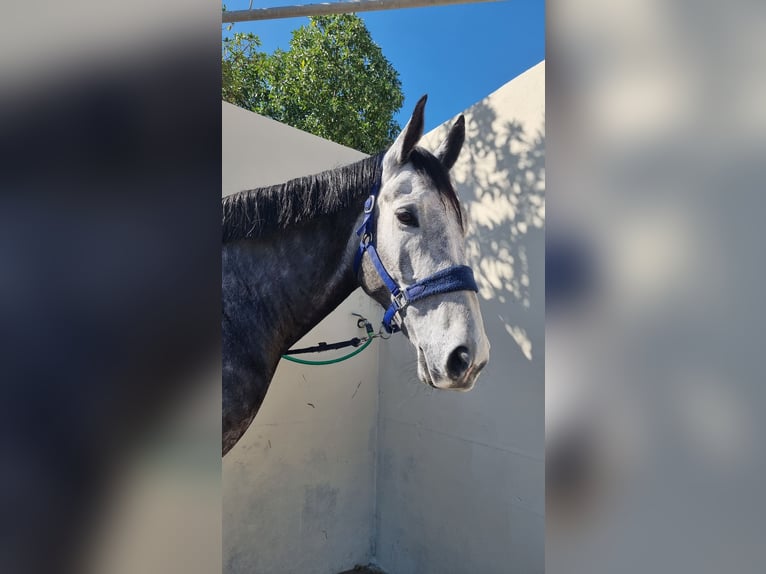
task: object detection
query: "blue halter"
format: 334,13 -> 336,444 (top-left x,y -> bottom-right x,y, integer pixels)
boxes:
353,163 -> 479,334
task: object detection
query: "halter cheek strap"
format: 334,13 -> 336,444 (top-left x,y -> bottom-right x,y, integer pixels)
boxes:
354,163 -> 479,334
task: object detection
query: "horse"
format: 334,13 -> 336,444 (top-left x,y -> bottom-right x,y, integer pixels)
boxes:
221,96 -> 490,455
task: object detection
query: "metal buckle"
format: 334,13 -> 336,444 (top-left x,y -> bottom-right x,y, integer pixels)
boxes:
392,290 -> 408,311
364,195 -> 376,214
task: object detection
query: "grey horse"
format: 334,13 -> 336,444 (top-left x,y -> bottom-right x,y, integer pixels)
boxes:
222,96 -> 489,455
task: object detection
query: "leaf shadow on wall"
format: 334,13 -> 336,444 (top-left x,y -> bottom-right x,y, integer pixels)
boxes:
431,99 -> 545,361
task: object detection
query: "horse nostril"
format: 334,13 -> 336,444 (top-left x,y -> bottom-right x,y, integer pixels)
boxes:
446,345 -> 472,379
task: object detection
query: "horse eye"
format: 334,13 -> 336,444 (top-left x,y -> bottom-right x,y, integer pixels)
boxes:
396,209 -> 419,227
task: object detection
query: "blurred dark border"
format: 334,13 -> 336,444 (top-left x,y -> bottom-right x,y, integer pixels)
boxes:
0,6 -> 221,574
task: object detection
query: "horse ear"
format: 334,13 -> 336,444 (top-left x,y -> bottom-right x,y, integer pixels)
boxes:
435,115 -> 465,171
389,94 -> 427,165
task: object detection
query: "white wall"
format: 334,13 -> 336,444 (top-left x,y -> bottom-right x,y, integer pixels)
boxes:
374,61 -> 545,574
222,103 -> 381,574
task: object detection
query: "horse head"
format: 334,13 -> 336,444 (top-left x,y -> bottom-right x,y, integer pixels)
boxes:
356,95 -> 490,390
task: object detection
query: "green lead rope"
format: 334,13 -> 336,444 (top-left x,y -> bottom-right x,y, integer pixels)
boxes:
281,336 -> 373,365
281,314 -> 379,366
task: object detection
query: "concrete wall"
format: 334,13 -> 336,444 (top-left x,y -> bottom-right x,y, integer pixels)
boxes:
222,103 -> 381,574
374,61 -> 545,574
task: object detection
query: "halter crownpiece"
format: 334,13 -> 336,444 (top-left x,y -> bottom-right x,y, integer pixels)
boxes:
354,160 -> 479,334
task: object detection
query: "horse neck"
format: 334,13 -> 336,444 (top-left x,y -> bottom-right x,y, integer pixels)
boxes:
222,203 -> 365,365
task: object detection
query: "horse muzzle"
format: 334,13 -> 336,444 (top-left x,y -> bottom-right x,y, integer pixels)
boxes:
418,345 -> 488,391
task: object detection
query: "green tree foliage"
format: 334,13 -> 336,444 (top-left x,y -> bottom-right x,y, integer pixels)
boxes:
222,15 -> 404,154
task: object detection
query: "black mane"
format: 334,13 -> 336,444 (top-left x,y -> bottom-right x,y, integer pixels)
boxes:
222,148 -> 463,243
222,154 -> 382,243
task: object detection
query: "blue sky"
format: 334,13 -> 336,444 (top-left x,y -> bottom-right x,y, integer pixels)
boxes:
223,0 -> 544,132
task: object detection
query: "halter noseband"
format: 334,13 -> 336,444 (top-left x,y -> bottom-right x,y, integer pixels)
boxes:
353,160 -> 479,334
